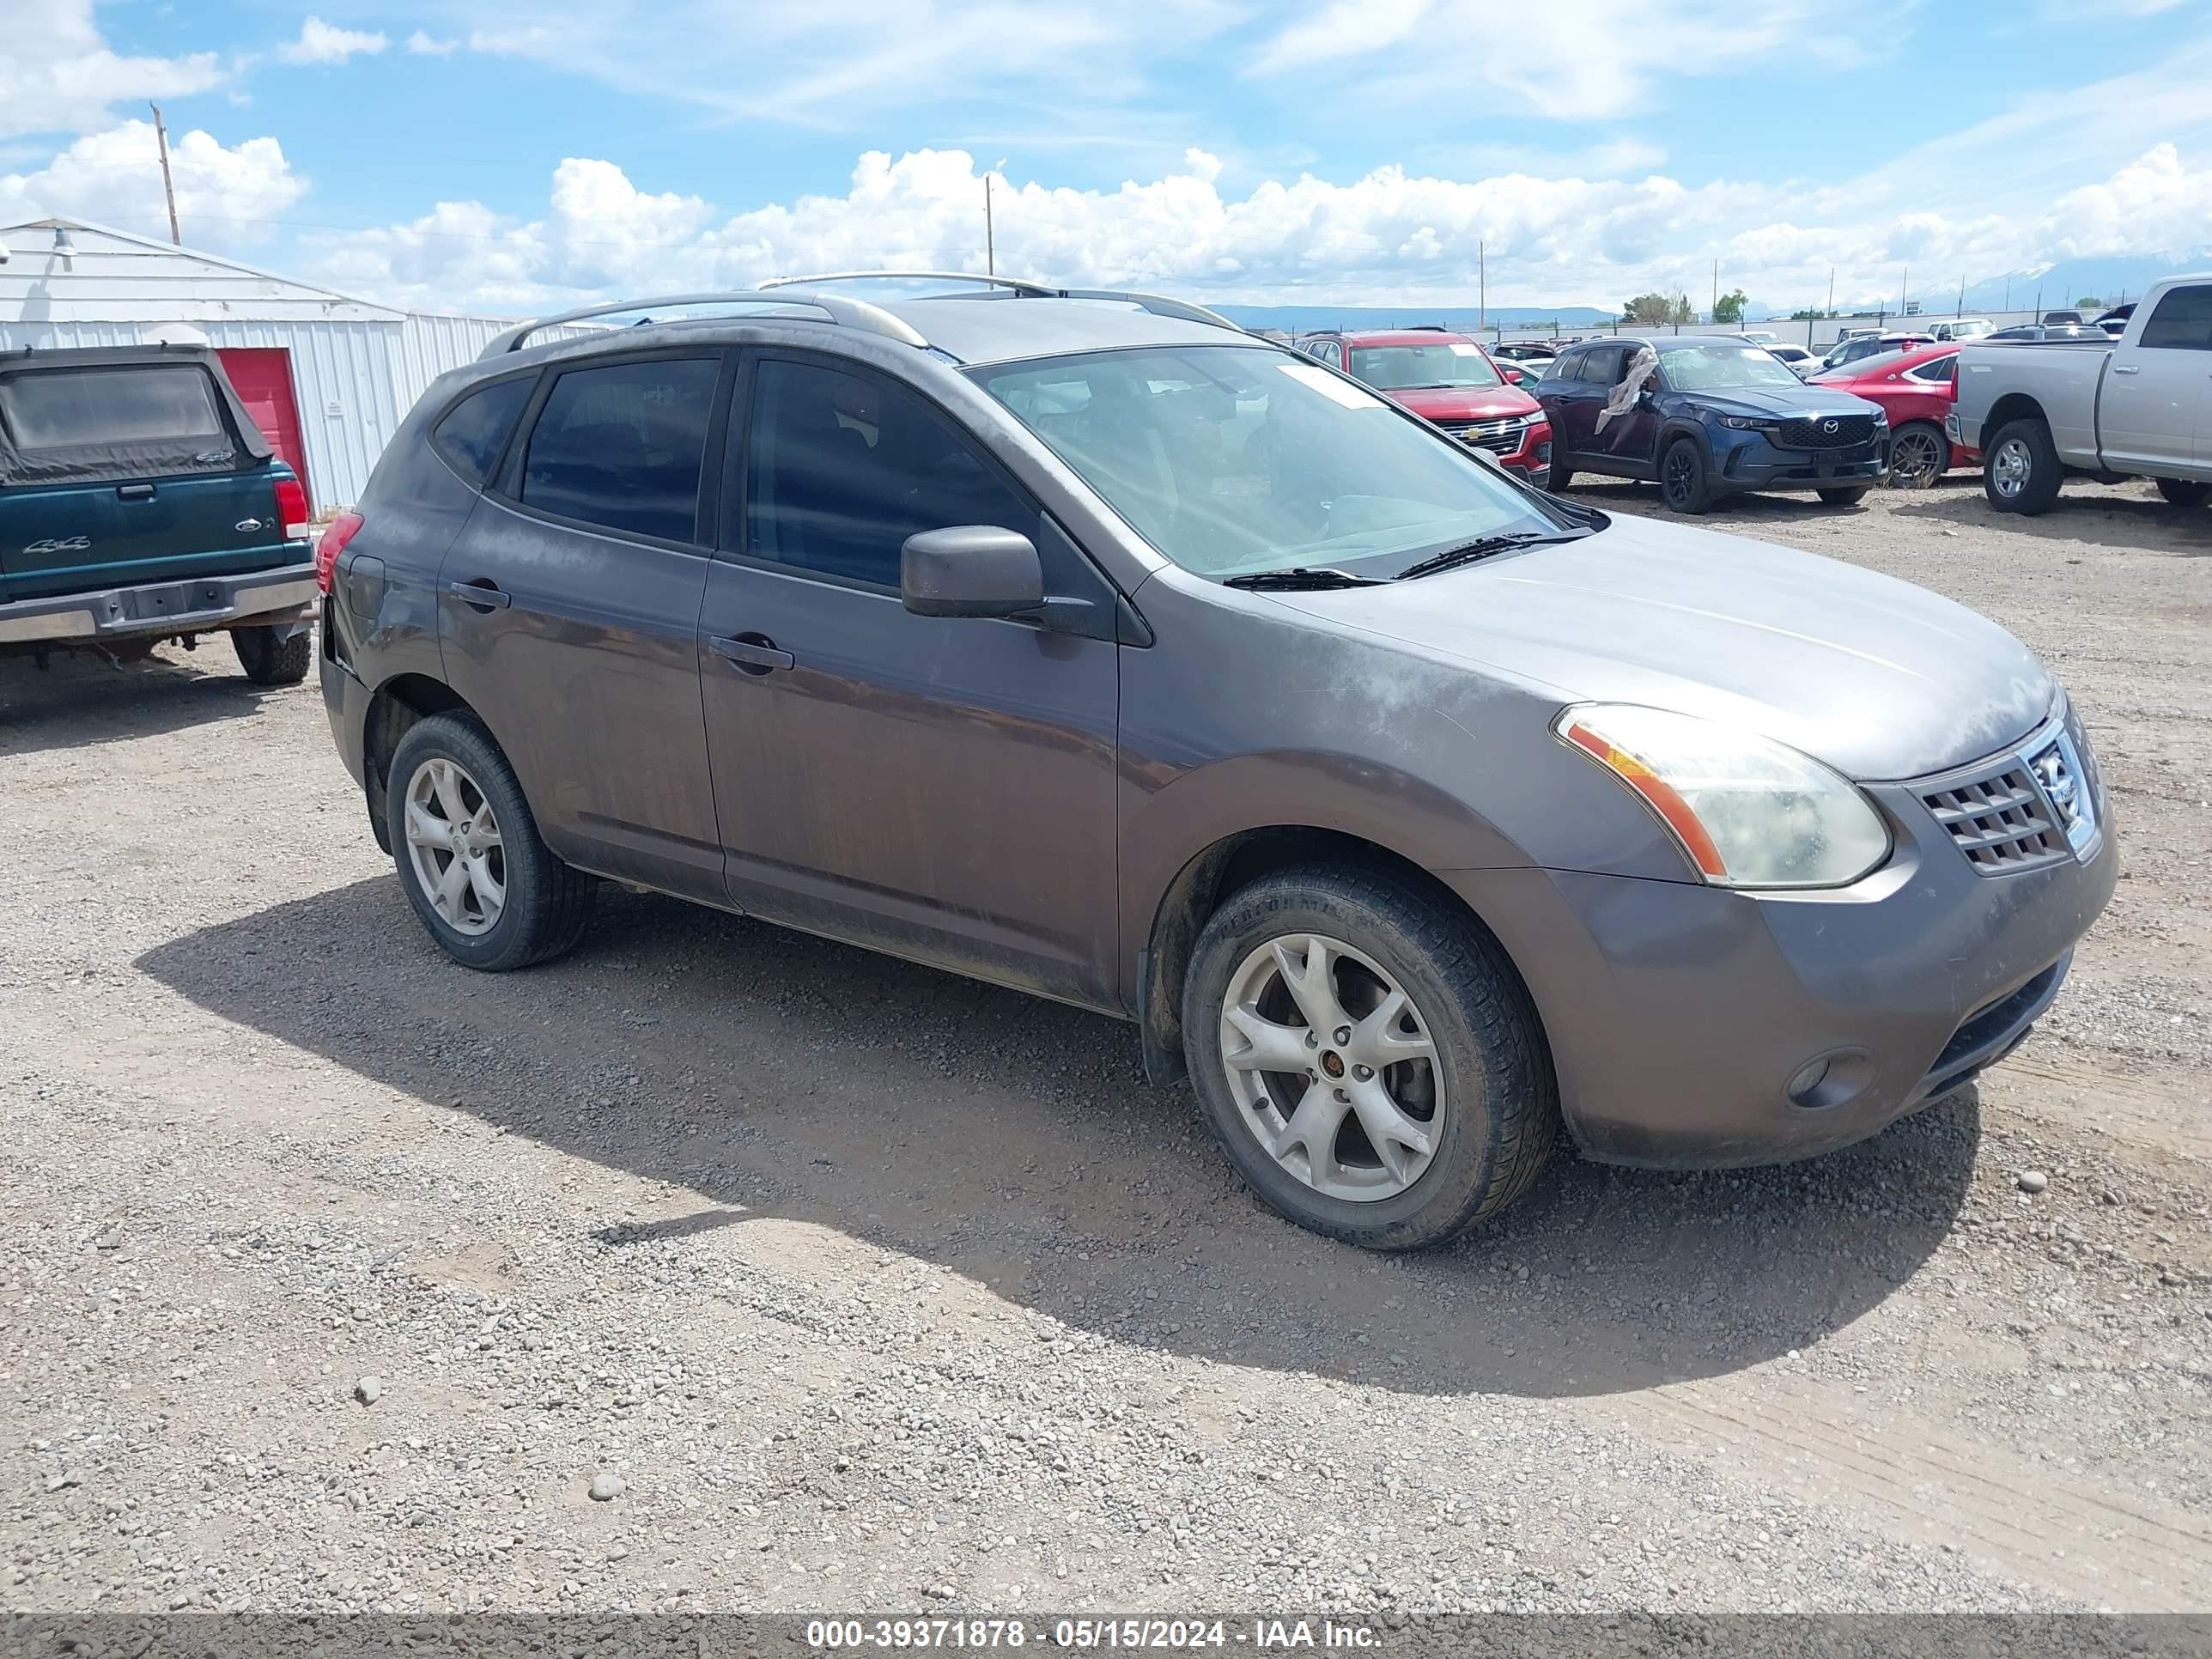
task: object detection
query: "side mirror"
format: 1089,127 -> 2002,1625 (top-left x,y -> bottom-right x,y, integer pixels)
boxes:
900,526 -> 1045,620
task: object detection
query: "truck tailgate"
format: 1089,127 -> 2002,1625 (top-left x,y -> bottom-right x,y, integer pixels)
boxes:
0,465 -> 299,604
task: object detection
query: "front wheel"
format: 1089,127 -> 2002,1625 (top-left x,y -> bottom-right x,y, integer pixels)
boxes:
1181,866 -> 1558,1250
1883,421 -> 1948,489
1659,437 -> 1712,514
1817,486 -> 1871,507
1984,418 -> 2063,514
232,623 -> 311,686
1545,462 -> 1573,493
2155,477 -> 2211,508
386,713 -> 595,971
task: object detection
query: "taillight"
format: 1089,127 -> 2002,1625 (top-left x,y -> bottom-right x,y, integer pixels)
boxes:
272,475 -> 310,541
315,512 -> 364,594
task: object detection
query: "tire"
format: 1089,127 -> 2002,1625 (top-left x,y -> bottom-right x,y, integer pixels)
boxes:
385,713 -> 595,971
2155,477 -> 2211,508
1882,421 -> 1948,489
1658,436 -> 1712,514
232,623 -> 312,686
1984,417 -> 2063,514
1817,486 -> 1871,507
1181,865 -> 1558,1250
1545,462 -> 1573,493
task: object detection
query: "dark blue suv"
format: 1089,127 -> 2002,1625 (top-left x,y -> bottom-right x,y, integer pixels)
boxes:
1536,336 -> 1888,512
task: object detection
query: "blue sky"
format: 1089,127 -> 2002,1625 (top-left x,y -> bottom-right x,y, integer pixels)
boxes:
7,0 -> 2212,315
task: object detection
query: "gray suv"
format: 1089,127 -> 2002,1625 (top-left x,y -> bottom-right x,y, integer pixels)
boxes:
318,275 -> 2115,1250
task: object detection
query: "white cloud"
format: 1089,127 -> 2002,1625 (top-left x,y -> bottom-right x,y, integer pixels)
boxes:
2,0 -> 223,140
276,16 -> 390,66
404,30 -> 459,55
1,120 -> 307,245
305,136 -> 2212,318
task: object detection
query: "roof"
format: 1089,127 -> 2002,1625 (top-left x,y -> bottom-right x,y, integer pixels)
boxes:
1332,329 -> 1477,347
881,294 -> 1238,364
0,215 -> 523,327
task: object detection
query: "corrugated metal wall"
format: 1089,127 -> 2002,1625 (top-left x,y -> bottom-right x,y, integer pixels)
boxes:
0,312 -> 559,510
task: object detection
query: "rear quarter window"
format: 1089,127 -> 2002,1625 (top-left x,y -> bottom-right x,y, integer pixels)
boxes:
0,365 -> 227,450
2138,285 -> 2212,351
432,374 -> 537,488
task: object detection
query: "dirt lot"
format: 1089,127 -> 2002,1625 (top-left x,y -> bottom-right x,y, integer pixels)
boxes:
2,477 -> 2208,1618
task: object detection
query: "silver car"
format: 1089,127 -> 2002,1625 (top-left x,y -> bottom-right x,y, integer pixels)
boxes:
319,275 -> 2115,1250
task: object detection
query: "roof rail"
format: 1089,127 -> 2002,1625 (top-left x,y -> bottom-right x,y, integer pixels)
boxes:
477,289 -> 928,359
760,270 -> 1246,335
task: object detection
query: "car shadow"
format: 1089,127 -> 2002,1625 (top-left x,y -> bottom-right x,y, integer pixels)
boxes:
1886,489 -> 2212,553
0,649 -> 284,757
136,877 -> 1980,1401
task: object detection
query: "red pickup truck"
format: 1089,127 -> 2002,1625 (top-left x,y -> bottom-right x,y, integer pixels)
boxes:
1297,329 -> 1553,485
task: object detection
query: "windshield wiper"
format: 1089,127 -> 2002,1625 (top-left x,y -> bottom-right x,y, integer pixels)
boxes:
1221,566 -> 1386,591
1392,531 -> 1583,580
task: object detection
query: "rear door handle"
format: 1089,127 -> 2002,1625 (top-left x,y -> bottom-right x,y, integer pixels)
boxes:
710,633 -> 795,675
445,579 -> 512,611
2112,365 -> 2140,375
117,483 -> 155,501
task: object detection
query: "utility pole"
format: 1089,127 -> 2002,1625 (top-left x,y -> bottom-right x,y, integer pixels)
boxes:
1900,264 -> 1908,321
983,173 -> 994,276
1478,240 -> 1486,338
150,102 -> 180,245
2033,283 -> 2043,320
1957,274 -> 1965,318
1711,258 -> 1718,325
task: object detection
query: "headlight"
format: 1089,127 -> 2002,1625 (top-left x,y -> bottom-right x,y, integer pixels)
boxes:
1717,414 -> 1765,430
1869,409 -> 1889,426
1555,704 -> 1892,889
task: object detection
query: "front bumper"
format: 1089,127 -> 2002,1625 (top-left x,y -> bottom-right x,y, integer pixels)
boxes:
0,562 -> 318,647
1715,432 -> 1887,491
1446,726 -> 2117,1167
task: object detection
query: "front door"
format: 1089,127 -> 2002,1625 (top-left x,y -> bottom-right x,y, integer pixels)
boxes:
696,351 -> 1122,1010
2101,283 -> 2212,472
436,349 -> 729,899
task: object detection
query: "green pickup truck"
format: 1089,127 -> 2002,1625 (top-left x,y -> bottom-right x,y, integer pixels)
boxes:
0,343 -> 318,684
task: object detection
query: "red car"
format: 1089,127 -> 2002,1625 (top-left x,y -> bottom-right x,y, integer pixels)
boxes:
1298,329 -> 1553,484
1809,343 -> 1976,488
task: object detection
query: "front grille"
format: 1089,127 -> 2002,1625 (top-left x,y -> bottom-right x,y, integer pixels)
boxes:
1919,752 -> 2069,873
1440,416 -> 1528,453
1776,414 -> 1875,450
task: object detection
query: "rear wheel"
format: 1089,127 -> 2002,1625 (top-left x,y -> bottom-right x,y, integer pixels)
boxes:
1817,486 -> 1871,507
1883,421 -> 1948,489
1181,866 -> 1557,1250
232,623 -> 311,686
386,714 -> 594,971
1659,437 -> 1712,514
1984,418 -> 2063,514
2155,477 -> 2210,508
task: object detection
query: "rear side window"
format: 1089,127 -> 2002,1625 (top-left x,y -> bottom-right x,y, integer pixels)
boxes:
520,358 -> 720,543
2137,285 -> 2212,350
742,358 -> 1033,587
1908,357 -> 1957,384
1578,347 -> 1628,384
432,375 -> 534,488
0,365 -> 225,450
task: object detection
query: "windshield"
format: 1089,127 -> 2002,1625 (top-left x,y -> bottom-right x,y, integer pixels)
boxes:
1655,341 -> 1806,391
1347,342 -> 1502,391
974,344 -> 1565,580
1815,348 -> 1911,378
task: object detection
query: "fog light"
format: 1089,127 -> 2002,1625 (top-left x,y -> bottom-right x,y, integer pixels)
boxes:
1536,441 -> 1553,463
1786,1048 -> 1873,1110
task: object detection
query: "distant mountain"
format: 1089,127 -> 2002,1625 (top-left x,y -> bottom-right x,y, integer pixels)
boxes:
1951,252 -> 2212,315
1218,303 -> 1616,334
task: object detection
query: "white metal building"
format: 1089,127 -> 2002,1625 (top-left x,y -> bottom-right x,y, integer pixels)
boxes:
0,216 -> 528,514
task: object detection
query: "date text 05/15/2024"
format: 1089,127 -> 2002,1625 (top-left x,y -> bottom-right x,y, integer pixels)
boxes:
804,1618 -> 1384,1650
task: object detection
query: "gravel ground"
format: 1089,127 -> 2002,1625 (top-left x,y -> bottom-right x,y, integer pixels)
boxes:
2,476 -> 2208,1620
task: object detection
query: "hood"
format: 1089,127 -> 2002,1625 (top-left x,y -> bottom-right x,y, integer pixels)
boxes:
1388,384 -> 1541,423
1691,384 -> 1879,419
1267,514 -> 2054,781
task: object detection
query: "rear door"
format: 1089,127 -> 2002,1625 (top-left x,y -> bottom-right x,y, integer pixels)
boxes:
0,360 -> 286,602
435,349 -> 730,899
2102,283 -> 2212,472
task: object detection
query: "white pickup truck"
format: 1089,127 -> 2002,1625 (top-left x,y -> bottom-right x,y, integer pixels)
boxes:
1949,273 -> 2212,514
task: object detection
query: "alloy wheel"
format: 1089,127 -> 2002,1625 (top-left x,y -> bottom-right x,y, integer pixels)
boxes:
1663,449 -> 1697,507
1888,427 -> 1946,487
1990,436 -> 2033,500
404,757 -> 506,936
1216,933 -> 1443,1202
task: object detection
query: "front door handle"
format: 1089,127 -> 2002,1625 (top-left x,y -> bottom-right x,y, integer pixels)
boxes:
446,578 -> 511,611
710,633 -> 795,676
117,483 -> 155,501
2112,364 -> 2140,375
